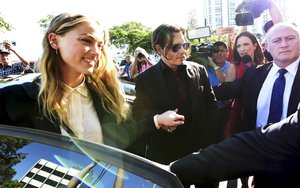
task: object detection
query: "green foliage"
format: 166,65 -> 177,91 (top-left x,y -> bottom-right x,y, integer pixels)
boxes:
187,30 -> 227,46
0,180 -> 23,188
0,136 -> 30,183
37,14 -> 55,32
0,14 -> 13,33
109,22 -> 153,54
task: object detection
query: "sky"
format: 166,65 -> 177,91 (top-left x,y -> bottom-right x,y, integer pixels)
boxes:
0,0 -> 297,61
1,0 -> 201,60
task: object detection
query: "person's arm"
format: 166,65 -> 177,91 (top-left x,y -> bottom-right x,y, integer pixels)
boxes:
145,57 -> 156,66
213,76 -> 241,101
170,109 -> 300,185
119,69 -> 125,78
3,41 -> 30,67
207,57 -> 225,83
225,63 -> 236,82
130,60 -> 139,80
268,0 -> 283,24
200,65 -> 222,143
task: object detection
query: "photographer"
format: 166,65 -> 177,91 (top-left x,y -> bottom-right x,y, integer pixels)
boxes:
130,47 -> 155,81
205,42 -> 234,139
207,42 -> 235,85
0,40 -> 31,77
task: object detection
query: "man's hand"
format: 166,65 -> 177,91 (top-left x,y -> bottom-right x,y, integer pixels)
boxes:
157,109 -> 185,132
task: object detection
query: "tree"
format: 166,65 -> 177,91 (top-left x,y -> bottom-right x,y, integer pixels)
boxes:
0,136 -> 30,185
187,9 -> 198,30
37,14 -> 54,32
109,22 -> 153,54
0,13 -> 13,33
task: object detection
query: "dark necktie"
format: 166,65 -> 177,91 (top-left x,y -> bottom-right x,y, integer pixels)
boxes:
174,70 -> 186,102
267,69 -> 287,124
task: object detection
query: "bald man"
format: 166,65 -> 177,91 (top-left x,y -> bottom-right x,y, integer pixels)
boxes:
170,23 -> 300,188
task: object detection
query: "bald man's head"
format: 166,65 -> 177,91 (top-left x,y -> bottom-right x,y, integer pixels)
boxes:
266,23 -> 300,67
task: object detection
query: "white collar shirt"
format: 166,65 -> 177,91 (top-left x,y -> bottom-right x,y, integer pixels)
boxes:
256,57 -> 300,127
60,80 -> 103,144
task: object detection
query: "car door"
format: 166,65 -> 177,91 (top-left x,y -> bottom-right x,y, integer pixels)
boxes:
0,124 -> 183,188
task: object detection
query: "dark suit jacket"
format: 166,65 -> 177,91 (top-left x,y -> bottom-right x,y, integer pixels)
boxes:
170,103 -> 300,188
0,79 -> 133,150
214,62 -> 300,131
132,60 -> 220,164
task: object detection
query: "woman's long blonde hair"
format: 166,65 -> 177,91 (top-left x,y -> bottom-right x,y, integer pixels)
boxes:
37,12 -> 129,125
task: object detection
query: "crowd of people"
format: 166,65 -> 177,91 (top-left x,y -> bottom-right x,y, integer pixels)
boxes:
117,46 -> 155,82
1,0 -> 300,187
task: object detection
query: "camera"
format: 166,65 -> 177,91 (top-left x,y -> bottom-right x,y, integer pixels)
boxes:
235,0 -> 270,26
137,53 -> 145,60
187,43 -> 219,66
191,43 -> 219,57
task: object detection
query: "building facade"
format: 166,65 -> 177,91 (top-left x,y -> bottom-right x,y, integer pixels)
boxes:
202,0 -> 288,36
19,159 -> 80,188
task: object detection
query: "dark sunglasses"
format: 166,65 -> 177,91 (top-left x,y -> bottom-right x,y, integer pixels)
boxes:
171,43 -> 190,53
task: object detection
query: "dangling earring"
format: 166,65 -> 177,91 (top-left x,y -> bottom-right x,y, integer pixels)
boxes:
49,41 -> 58,54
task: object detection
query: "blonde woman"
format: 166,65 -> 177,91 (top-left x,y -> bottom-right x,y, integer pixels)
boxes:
0,12 -> 132,150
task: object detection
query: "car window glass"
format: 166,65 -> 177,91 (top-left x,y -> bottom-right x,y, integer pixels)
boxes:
0,135 -> 161,188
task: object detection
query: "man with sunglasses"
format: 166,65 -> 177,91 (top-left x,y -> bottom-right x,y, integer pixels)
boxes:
132,24 -> 220,187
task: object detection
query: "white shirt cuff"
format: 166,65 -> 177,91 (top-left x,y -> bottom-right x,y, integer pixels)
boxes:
153,114 -> 161,129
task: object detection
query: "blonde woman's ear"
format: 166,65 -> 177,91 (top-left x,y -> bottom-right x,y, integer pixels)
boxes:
48,33 -> 58,48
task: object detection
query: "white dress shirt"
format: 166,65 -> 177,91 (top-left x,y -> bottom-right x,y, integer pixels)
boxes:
60,80 -> 103,144
256,58 -> 300,127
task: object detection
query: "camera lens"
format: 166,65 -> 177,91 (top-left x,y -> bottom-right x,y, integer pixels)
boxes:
137,53 -> 145,59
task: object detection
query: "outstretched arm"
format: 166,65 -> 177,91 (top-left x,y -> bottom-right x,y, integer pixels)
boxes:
170,109 -> 300,185
3,41 -> 30,67
268,0 -> 283,24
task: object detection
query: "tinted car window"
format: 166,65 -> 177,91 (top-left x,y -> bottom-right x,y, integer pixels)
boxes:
0,125 -> 182,188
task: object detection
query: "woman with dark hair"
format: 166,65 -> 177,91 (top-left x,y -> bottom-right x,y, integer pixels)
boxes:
225,31 -> 266,136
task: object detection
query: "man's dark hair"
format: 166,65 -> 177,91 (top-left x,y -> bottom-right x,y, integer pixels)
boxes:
213,41 -> 228,50
263,20 -> 274,33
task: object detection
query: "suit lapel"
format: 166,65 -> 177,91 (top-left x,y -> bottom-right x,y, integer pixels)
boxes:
253,63 -> 273,99
185,63 -> 199,105
288,61 -> 300,115
155,61 -> 175,104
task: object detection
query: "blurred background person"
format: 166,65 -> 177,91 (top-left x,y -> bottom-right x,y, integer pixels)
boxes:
207,41 -> 233,139
130,47 -> 155,81
118,54 -> 133,81
0,40 -> 31,77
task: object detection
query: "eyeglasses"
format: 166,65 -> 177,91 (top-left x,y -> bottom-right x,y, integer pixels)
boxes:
171,43 -> 190,53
